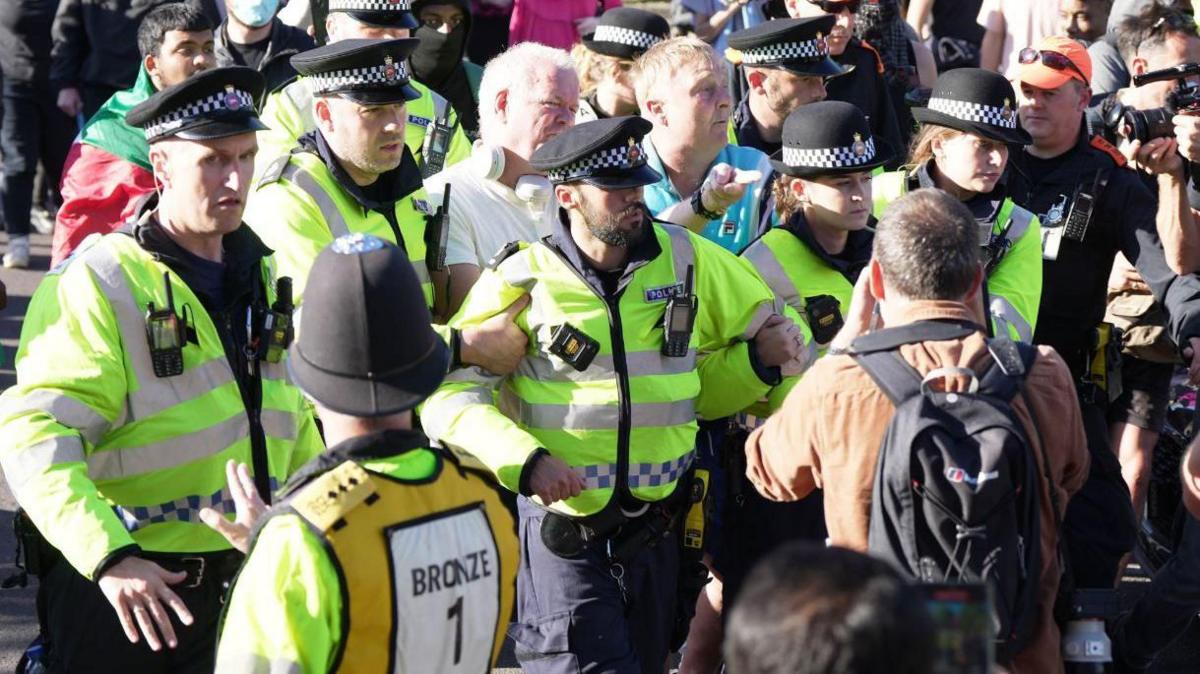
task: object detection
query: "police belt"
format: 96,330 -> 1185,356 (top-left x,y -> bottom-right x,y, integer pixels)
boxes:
539,476 -> 692,563
140,549 -> 244,591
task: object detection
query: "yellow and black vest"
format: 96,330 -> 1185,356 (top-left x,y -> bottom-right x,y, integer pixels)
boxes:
281,453 -> 517,673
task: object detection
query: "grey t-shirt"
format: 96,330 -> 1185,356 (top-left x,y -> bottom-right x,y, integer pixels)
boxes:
1089,38 -> 1128,95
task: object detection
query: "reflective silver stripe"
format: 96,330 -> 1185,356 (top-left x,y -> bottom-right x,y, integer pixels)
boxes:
260,359 -> 289,383
81,246 -> 240,421
741,301 -> 776,341
575,450 -> 695,490
989,295 -> 1034,342
499,386 -> 696,429
662,223 -> 695,286
742,240 -> 801,314
518,349 -> 697,383
1004,205 -> 1035,243
1,436 -> 86,489
114,477 -> 280,533
0,390 -> 111,446
420,386 -> 494,442
412,258 -> 431,287
283,165 -> 351,238
215,652 -> 304,674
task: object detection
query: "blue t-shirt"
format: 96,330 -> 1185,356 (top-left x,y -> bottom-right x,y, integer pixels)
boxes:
680,0 -> 769,55
642,136 -> 772,254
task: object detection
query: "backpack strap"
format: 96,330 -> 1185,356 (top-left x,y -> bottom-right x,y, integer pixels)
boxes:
852,350 -> 925,405
977,338 -> 1038,402
850,320 -> 978,354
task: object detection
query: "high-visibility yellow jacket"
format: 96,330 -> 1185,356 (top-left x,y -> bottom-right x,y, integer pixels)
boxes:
0,231 -> 323,579
873,169 -> 1043,341
420,220 -> 812,517
246,141 -> 434,309
215,434 -> 517,674
255,77 -> 471,180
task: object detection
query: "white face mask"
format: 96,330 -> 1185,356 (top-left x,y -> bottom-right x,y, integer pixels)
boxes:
229,0 -> 280,28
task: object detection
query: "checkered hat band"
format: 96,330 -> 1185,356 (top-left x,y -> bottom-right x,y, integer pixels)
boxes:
310,60 -> 410,94
782,137 -> 876,169
144,88 -> 255,139
329,0 -> 410,11
741,38 -> 829,64
548,142 -> 647,182
591,25 -> 663,50
927,96 -> 1017,130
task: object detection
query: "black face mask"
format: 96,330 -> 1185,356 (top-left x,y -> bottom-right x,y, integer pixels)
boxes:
412,25 -> 465,85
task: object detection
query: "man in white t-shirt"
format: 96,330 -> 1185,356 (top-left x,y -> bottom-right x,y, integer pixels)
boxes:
424,42 -> 579,321
978,0 -> 1061,79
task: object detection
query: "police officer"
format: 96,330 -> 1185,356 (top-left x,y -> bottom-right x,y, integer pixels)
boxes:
0,67 -> 324,673
783,0 -> 906,161
1010,36 -> 1200,591
873,68 -> 1043,342
248,39 -> 436,308
421,116 -> 813,674
255,0 -> 471,177
575,7 -> 670,122
214,233 -> 517,674
725,15 -> 850,157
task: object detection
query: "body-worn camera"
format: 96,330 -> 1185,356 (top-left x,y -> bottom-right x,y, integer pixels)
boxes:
1105,63 -> 1200,143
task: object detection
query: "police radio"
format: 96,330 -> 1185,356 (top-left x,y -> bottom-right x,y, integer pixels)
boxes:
260,277 -> 294,363
425,184 -> 451,272
1063,171 -> 1107,243
663,265 -> 697,357
420,106 -> 454,179
145,271 -> 189,378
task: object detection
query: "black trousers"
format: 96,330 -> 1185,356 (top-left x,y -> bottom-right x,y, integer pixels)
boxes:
509,497 -> 679,674
1116,515 -> 1200,667
1062,396 -> 1139,589
1,76 -> 73,236
40,552 -> 238,674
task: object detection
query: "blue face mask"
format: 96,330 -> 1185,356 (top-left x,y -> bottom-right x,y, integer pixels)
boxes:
230,0 -> 280,28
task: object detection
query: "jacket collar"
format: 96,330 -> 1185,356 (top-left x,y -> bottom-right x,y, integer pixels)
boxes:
548,206 -> 661,297
299,129 -> 423,211
278,428 -> 433,498
779,210 -> 873,283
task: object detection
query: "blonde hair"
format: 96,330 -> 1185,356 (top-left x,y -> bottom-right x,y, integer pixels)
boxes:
571,43 -> 634,97
772,175 -> 805,222
907,123 -> 961,170
632,35 -> 727,110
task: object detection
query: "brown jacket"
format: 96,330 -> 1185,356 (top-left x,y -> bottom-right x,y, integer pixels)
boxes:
745,301 -> 1090,674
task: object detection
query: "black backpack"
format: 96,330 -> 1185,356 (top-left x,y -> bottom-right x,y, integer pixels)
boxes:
850,321 -> 1042,664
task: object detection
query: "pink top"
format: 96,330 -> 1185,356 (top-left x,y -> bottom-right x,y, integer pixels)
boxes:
509,0 -> 622,50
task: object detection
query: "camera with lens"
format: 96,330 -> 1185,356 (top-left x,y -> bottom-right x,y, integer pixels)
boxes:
1104,63 -> 1200,144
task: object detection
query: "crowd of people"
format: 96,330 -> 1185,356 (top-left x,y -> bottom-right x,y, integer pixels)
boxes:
5,0 -> 1200,672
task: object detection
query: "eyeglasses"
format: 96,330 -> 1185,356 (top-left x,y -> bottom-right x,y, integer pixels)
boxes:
1018,47 -> 1088,83
805,0 -> 861,15
420,14 -> 464,31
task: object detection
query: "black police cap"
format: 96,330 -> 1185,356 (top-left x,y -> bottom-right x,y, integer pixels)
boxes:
125,66 -> 267,143
288,233 -> 448,416
770,100 -> 894,178
530,116 -> 662,190
291,38 -> 422,105
327,0 -> 418,30
913,68 -> 1032,146
582,7 -> 670,60
727,16 -> 850,78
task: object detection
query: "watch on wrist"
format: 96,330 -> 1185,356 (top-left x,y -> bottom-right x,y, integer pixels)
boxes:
691,188 -> 726,221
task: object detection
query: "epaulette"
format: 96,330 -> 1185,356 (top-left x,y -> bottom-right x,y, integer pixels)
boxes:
486,241 -> 523,270
289,460 -> 377,533
257,154 -> 292,188
1090,135 -> 1128,167
857,39 -> 885,75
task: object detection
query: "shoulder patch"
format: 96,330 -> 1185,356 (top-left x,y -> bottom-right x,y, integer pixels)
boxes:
857,40 -> 886,75
486,241 -> 523,270
1090,135 -> 1127,167
290,460 -> 377,533
258,154 -> 292,188
412,198 -> 433,216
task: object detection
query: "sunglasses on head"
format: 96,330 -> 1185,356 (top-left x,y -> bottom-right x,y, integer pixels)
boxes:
805,0 -> 861,14
1018,47 -> 1088,83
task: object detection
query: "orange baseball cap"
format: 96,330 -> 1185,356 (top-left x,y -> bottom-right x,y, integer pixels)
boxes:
1017,36 -> 1092,89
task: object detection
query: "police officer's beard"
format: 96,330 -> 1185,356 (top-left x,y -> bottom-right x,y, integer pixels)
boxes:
582,201 -> 647,248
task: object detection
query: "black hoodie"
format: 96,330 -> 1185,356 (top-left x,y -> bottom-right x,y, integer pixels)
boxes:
411,0 -> 483,137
